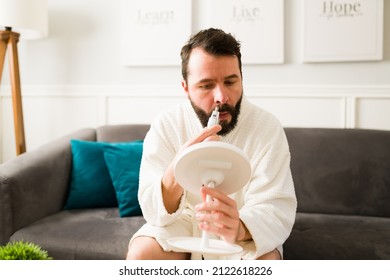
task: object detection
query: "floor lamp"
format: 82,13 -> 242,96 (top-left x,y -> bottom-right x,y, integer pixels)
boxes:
0,0 -> 48,155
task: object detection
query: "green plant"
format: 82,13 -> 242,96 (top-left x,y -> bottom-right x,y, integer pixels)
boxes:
0,240 -> 52,260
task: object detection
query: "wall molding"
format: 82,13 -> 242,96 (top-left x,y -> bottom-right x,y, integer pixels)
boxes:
1,84 -> 390,163
2,84 -> 389,131
1,84 -> 390,98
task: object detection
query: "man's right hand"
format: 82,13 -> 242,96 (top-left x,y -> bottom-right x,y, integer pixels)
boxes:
161,125 -> 222,214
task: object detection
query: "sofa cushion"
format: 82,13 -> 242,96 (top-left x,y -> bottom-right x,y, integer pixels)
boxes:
65,140 -> 117,210
283,212 -> 390,260
102,141 -> 143,217
65,140 -> 144,215
285,128 -> 390,218
9,208 -> 146,260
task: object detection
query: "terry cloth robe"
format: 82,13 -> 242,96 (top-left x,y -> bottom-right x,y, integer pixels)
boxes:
138,96 -> 297,259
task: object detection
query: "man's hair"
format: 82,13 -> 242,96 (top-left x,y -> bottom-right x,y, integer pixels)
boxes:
180,28 -> 242,82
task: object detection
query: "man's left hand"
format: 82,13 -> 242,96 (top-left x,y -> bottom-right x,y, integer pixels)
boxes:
195,186 -> 249,243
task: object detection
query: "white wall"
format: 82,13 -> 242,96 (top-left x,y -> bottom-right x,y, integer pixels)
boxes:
1,0 -> 390,162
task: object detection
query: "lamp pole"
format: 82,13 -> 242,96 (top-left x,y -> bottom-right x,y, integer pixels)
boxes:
0,27 -> 26,155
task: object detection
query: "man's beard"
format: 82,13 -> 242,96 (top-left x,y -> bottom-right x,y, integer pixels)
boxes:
190,94 -> 243,136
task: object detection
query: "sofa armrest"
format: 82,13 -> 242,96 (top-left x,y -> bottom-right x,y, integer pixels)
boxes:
0,128 -> 96,244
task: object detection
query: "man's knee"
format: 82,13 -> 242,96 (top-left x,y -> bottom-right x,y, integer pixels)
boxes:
126,236 -> 190,260
256,248 -> 282,260
126,236 -> 158,260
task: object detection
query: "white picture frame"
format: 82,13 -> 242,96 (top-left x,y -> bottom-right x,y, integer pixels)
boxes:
207,0 -> 284,64
121,0 -> 192,66
302,0 -> 384,63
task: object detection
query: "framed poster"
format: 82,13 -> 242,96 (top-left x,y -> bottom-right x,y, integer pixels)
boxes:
121,0 -> 192,66
302,0 -> 384,62
207,0 -> 284,64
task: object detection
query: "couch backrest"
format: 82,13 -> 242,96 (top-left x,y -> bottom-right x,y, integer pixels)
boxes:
98,125 -> 390,218
285,128 -> 390,218
96,124 -> 150,142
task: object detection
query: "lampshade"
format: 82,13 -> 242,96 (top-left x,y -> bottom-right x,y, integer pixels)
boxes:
0,0 -> 48,40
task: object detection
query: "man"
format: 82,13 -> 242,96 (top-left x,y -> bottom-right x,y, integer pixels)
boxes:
126,28 -> 297,260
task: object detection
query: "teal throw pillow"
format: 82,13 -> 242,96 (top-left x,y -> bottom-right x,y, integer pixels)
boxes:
65,140 -> 118,210
102,141 -> 143,217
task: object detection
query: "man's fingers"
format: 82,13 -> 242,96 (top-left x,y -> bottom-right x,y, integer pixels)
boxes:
199,186 -> 237,208
185,125 -> 221,147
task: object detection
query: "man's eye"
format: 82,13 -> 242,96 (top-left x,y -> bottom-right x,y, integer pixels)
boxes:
200,84 -> 213,89
225,80 -> 236,86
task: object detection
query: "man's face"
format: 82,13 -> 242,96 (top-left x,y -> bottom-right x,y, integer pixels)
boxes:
182,48 -> 243,136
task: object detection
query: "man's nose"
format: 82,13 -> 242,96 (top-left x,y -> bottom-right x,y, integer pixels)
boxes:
213,85 -> 229,104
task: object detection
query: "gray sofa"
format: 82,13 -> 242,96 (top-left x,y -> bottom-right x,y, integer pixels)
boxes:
1,125 -> 389,259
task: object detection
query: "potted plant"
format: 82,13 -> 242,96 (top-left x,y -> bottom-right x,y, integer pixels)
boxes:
0,240 -> 52,260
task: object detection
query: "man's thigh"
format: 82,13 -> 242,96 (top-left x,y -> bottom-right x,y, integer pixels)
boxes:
130,214 -> 194,252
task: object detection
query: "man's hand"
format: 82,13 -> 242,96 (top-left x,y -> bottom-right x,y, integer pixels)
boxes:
161,125 -> 222,214
195,186 -> 251,244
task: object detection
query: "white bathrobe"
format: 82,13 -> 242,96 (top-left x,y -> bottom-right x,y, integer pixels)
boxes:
134,96 -> 297,259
